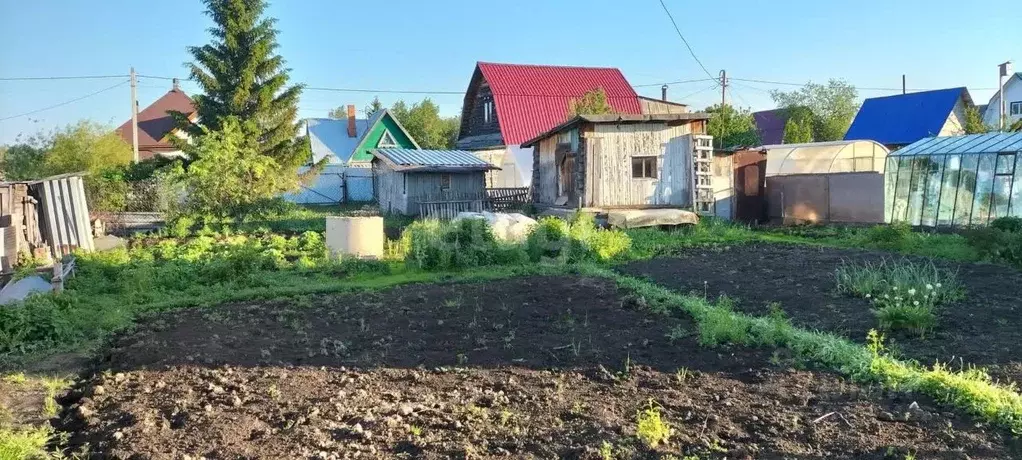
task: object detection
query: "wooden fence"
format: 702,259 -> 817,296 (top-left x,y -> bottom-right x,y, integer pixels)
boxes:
486,187 -> 530,212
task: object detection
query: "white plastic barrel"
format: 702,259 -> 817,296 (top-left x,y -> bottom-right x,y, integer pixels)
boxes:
325,216 -> 384,259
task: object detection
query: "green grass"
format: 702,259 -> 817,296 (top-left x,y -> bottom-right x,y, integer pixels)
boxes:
580,265 -> 1022,435
0,425 -> 52,460
625,219 -> 984,264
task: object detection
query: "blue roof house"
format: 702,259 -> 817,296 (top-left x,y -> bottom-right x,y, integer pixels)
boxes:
844,88 -> 974,149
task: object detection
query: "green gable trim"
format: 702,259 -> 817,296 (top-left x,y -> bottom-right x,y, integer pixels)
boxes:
350,112 -> 418,163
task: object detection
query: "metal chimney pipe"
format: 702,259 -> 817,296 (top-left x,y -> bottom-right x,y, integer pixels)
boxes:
661,84 -> 668,101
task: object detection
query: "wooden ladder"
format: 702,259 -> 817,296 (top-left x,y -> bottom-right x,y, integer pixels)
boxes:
690,135 -> 715,215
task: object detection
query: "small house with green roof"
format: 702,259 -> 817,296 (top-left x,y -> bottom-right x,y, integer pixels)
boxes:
285,105 -> 420,204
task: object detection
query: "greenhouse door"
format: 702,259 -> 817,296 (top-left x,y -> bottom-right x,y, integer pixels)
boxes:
733,150 -> 767,223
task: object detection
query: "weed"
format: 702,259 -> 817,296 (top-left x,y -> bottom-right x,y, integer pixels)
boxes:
665,326 -> 689,343
674,367 -> 690,384
635,399 -> 671,449
408,425 -> 423,437
41,377 -> 69,418
598,440 -> 614,460
443,297 -> 463,309
267,384 -> 281,401
1,374 -> 26,385
499,409 -> 514,426
456,353 -> 468,365
836,259 -> 962,335
0,425 -> 52,460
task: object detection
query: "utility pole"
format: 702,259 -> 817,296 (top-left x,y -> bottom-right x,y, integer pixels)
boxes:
719,70 -> 727,107
902,75 -> 906,95
130,67 -> 139,163
998,61 -> 1012,131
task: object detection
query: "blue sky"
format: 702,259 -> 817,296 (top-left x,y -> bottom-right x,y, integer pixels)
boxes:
1,0 -> 1019,144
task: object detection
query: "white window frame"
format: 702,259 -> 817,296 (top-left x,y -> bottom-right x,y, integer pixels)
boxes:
377,130 -> 399,148
483,100 -> 494,124
1011,101 -> 1022,116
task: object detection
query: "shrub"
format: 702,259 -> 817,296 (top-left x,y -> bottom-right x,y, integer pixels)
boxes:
401,219 -> 527,270
990,216 -> 1022,234
964,227 -> 1022,269
864,222 -> 913,250
526,213 -> 631,263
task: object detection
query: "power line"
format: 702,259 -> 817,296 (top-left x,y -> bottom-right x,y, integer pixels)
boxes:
657,0 -> 715,80
676,84 -> 720,102
731,77 -> 999,92
0,74 -> 128,82
633,77 -> 717,88
0,80 -> 129,122
305,86 -> 463,95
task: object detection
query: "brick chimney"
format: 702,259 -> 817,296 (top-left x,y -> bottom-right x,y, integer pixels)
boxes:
346,105 -> 357,138
172,78 -> 180,92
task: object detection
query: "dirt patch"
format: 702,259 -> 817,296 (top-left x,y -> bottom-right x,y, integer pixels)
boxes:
619,244 -> 1022,385
59,276 -> 1018,459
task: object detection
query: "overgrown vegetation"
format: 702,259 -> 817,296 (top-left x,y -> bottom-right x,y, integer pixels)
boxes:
965,217 -> 1022,269
635,399 -> 672,449
835,259 -> 963,335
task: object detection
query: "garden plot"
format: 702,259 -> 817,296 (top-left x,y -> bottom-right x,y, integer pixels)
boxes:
59,276 -> 1018,459
620,243 -> 1022,385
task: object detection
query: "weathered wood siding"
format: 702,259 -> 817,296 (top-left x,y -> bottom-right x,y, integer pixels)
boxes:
407,172 -> 486,216
472,147 -> 506,187
584,122 -> 695,207
373,161 -> 407,215
535,136 -> 560,205
639,98 -> 689,114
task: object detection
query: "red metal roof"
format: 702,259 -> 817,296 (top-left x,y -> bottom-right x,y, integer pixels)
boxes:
477,62 -> 642,145
116,88 -> 196,157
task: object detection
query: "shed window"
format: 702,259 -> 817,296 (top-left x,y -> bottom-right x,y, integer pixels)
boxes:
632,156 -> 657,179
483,100 -> 494,124
1011,102 -> 1022,116
440,174 -> 452,190
402,174 -> 407,195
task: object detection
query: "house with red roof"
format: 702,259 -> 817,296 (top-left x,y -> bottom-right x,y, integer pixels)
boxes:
116,80 -> 197,161
455,62 -> 687,187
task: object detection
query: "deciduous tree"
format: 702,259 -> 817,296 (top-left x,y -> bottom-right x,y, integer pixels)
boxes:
771,80 -> 859,141
390,98 -> 460,149
704,104 -> 760,149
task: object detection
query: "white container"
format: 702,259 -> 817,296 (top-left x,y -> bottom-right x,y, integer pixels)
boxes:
325,216 -> 384,259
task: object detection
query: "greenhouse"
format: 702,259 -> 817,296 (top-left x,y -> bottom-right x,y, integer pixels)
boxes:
886,132 -> 1022,227
761,140 -> 889,176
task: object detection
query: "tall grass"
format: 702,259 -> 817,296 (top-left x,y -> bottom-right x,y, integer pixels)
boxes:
0,426 -> 51,460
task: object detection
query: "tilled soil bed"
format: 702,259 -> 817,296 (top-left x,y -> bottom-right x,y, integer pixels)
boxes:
619,243 -> 1022,385
59,276 -> 1019,459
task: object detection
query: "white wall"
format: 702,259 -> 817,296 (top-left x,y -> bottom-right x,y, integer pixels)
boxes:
983,77 -> 1022,127
939,98 -> 967,136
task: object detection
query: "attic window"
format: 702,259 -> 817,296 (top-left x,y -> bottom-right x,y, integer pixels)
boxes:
378,131 -> 399,148
483,100 -> 494,124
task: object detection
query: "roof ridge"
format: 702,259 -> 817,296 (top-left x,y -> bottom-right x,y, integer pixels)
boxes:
863,87 -> 966,101
478,61 -> 623,71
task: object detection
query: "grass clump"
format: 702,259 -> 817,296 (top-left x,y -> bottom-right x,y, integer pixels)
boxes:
635,399 -> 671,449
835,259 -> 963,335
0,425 -> 52,460
400,219 -> 528,270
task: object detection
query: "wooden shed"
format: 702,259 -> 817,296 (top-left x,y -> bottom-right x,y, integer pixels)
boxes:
521,113 -> 712,211
372,148 -> 498,217
1,173 -> 94,273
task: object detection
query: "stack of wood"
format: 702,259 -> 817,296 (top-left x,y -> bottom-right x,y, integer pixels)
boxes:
0,182 -> 46,272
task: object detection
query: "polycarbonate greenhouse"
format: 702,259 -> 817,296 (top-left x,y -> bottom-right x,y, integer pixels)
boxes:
886,132 -> 1022,227
761,140 -> 889,176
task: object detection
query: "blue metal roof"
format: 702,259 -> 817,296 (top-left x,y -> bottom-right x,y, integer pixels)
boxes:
372,148 -> 492,168
890,132 -> 1022,156
844,88 -> 970,146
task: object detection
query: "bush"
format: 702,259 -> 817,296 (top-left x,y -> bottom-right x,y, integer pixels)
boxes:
965,227 -> 1022,269
990,216 -> 1022,234
401,219 -> 527,270
864,222 -> 913,250
525,213 -> 631,263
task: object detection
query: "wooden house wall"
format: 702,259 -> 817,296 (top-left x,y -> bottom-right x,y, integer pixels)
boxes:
584,122 -> 696,207
407,172 -> 486,201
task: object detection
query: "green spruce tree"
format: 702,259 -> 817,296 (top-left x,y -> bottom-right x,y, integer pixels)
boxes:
174,0 -> 307,170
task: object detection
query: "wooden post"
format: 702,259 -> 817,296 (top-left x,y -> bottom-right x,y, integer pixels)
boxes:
51,261 -> 63,293
130,67 -> 139,163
